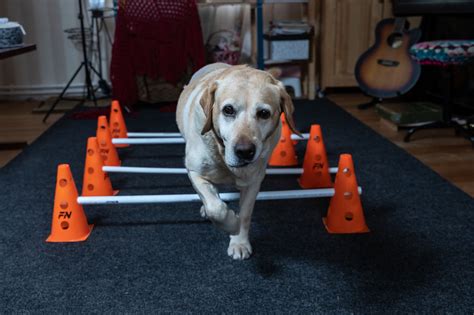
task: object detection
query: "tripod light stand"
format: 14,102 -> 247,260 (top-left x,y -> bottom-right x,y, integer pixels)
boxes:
43,0 -> 107,122
90,7 -> 112,96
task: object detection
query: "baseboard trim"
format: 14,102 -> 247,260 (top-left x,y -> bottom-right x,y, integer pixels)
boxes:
0,82 -> 109,100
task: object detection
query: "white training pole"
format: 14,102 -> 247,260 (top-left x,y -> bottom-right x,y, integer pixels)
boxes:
127,132 -> 309,140
291,133 -> 309,140
117,133 -> 309,143
266,167 -> 339,175
103,166 -> 188,174
112,138 -> 186,145
127,132 -> 182,138
103,166 -> 339,175
77,187 -> 362,205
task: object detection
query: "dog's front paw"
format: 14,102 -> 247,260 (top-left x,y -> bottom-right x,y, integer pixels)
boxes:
207,204 -> 240,235
227,236 -> 252,260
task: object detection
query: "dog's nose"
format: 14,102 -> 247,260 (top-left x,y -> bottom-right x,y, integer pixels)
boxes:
234,141 -> 256,161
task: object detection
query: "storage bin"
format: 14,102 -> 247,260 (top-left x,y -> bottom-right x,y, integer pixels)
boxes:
263,33 -> 310,61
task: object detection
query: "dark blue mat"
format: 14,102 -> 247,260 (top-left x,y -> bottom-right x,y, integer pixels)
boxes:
1,99 -> 472,313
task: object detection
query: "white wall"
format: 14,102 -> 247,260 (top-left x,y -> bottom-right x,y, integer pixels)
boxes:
0,1 -> 301,99
0,0 -> 114,98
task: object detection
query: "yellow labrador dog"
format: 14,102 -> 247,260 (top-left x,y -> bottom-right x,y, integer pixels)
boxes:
176,63 -> 299,260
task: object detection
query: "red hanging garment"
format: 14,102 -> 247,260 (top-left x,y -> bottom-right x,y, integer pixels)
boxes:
110,0 -> 205,107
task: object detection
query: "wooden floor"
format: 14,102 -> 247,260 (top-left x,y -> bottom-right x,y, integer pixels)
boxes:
0,100 -> 63,167
328,93 -> 474,197
0,95 -> 473,197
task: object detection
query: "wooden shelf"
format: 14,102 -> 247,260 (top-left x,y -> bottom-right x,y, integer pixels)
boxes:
198,0 -> 308,5
198,0 -> 317,99
198,0 -> 248,5
0,44 -> 36,60
261,0 -> 308,3
264,59 -> 308,66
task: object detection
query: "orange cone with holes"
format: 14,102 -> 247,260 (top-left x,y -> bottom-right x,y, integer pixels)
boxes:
96,116 -> 121,166
46,164 -> 93,242
323,154 -> 369,233
298,124 -> 333,188
269,114 -> 298,166
109,100 -> 129,148
82,137 -> 118,196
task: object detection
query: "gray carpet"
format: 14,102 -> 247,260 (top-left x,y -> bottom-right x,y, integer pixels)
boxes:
0,99 -> 472,313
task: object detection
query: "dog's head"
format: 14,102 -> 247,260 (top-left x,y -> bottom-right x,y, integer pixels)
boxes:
200,65 -> 300,168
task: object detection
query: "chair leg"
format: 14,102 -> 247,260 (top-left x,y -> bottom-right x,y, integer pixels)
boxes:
454,117 -> 474,147
404,65 -> 459,143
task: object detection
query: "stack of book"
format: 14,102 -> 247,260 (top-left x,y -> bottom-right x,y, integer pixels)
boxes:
269,20 -> 312,36
376,102 -> 442,130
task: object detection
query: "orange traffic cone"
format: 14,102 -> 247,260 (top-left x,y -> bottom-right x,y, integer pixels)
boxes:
269,114 -> 298,166
46,164 -> 93,242
96,116 -> 121,166
82,137 -> 118,196
298,124 -> 333,188
323,154 -> 369,234
110,100 -> 129,148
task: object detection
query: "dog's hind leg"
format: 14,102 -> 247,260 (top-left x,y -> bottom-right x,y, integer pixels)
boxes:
187,170 -> 240,235
227,182 -> 261,260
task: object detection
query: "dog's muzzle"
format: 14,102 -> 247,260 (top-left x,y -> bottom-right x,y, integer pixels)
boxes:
234,141 -> 256,163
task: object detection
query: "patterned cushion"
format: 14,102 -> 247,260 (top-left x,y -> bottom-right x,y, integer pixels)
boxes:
410,40 -> 474,65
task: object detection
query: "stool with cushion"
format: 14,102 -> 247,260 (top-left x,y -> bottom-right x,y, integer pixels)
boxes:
405,40 -> 474,145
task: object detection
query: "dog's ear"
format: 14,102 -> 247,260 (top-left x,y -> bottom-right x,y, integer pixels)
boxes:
200,81 -> 218,135
278,82 -> 301,136
266,67 -> 282,79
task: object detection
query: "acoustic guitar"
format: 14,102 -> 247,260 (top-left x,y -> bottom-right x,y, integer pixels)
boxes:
355,18 -> 422,99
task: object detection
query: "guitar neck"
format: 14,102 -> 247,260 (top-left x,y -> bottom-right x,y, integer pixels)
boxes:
394,17 -> 407,33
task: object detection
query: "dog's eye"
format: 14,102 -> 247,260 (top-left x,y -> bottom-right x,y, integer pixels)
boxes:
222,105 -> 235,117
257,109 -> 271,120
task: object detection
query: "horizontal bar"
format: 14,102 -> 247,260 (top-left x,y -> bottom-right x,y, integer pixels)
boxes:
77,187 -> 362,205
292,133 -> 309,140
103,166 -> 339,175
112,138 -> 186,145
127,132 -> 182,138
103,166 -> 188,174
123,133 -> 310,141
266,167 -> 339,174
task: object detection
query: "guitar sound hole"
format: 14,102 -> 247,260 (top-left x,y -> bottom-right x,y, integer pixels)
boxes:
387,33 -> 404,48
